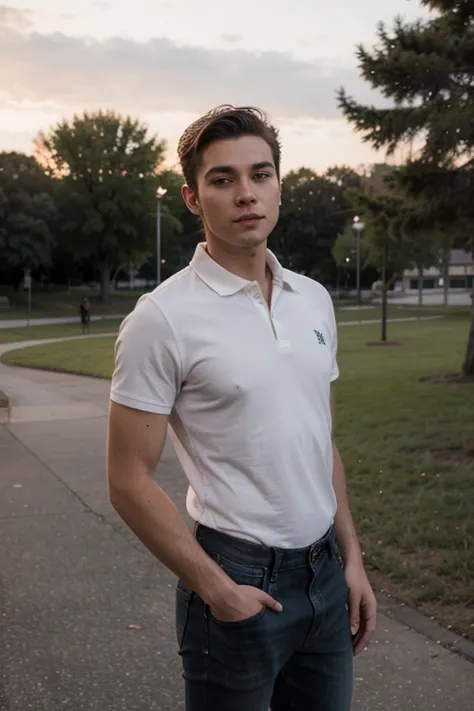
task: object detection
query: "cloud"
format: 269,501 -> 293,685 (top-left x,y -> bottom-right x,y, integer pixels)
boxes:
0,21 -> 382,121
221,34 -> 242,43
92,1 -> 111,8
0,4 -> 33,30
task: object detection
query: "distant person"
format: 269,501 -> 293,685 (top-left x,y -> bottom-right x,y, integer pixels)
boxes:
80,297 -> 91,335
106,105 -> 376,711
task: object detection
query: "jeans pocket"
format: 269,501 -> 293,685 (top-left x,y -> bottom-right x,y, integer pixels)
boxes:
208,554 -> 268,627
209,604 -> 267,628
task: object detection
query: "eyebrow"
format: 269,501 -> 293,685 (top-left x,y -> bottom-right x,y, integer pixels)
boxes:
204,161 -> 275,181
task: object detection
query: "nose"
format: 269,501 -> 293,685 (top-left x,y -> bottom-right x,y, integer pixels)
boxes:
235,180 -> 257,206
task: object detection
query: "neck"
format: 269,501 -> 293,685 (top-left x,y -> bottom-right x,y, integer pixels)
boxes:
204,236 -> 269,284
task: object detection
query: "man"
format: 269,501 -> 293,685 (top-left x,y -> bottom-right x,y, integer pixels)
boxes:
80,297 -> 91,335
106,105 -> 376,711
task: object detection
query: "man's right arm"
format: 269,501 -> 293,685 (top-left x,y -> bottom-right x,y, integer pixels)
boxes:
106,402 -> 283,620
106,401 -> 237,607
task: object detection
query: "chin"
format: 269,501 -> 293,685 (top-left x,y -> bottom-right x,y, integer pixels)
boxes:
232,225 -> 272,246
234,232 -> 268,248
210,226 -> 271,250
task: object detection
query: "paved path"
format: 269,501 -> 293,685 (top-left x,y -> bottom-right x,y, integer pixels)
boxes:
1,356 -> 474,709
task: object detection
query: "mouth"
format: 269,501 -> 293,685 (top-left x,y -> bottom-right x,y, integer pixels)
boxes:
234,214 -> 264,227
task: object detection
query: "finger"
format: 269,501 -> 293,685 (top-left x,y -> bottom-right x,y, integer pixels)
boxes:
348,591 -> 361,636
260,591 -> 283,612
353,600 -> 377,655
353,617 -> 376,656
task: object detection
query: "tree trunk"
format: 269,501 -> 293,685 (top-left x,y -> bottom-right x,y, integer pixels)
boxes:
417,265 -> 423,307
111,263 -> 125,291
442,247 -> 450,307
461,298 -> 474,379
99,261 -> 111,302
381,241 -> 388,342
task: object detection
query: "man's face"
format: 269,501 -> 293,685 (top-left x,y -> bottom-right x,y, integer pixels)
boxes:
182,135 -> 280,249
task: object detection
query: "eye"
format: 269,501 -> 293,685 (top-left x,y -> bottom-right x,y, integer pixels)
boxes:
254,172 -> 271,181
212,177 -> 232,186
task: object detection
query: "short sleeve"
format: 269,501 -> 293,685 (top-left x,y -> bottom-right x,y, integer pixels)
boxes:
110,295 -> 182,414
326,291 -> 339,382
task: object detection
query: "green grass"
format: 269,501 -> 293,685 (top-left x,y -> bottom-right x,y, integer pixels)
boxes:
333,317 -> 474,638
334,304 -> 469,322
1,335 -> 117,378
2,314 -> 474,637
0,320 -> 122,344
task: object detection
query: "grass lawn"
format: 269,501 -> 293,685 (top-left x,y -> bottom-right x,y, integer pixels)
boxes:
1,336 -> 117,378
334,304 -> 470,323
2,315 -> 474,638
0,319 -> 122,344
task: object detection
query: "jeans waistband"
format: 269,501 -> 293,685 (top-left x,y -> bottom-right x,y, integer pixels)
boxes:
195,522 -> 336,572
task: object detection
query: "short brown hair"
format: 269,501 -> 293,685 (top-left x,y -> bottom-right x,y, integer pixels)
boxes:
177,105 -> 281,192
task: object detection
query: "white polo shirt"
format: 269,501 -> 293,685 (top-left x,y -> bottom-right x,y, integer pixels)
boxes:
110,243 -> 339,548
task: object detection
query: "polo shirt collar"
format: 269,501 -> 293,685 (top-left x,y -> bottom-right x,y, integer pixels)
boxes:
190,243 -> 300,297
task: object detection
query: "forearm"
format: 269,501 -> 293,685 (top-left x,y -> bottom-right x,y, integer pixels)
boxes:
109,474 -> 236,606
332,441 -> 363,566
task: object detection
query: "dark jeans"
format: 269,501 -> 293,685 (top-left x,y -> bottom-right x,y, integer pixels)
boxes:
176,523 -> 353,710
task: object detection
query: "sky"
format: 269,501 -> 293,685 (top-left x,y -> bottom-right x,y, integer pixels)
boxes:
0,0 -> 432,174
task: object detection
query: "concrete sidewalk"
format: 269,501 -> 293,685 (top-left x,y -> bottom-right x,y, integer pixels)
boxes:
1,360 -> 473,710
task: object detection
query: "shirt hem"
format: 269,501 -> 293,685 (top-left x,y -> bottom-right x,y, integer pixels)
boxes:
110,391 -> 172,415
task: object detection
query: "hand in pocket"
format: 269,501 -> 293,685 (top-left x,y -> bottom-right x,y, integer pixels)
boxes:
211,584 -> 283,623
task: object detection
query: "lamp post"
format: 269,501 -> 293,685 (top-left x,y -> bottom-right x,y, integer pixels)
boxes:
352,216 -> 365,307
156,186 -> 167,286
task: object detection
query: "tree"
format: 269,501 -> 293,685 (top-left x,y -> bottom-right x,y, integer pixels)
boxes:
332,225 -> 362,270
0,152 -> 56,286
270,167 -> 359,282
350,193 -> 409,341
338,0 -> 474,378
36,110 -> 167,300
404,226 -> 443,306
332,224 -> 367,296
155,169 -> 190,278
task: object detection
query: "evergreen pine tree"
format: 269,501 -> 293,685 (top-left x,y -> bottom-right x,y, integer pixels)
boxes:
338,0 -> 474,378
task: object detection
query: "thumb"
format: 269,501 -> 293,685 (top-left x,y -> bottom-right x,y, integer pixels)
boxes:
259,591 -> 283,613
348,589 -> 360,635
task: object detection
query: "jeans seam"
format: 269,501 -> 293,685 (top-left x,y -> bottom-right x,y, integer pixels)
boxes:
177,592 -> 193,650
204,604 -> 210,695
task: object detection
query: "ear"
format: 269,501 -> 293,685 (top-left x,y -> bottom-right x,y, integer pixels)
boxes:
181,184 -> 200,215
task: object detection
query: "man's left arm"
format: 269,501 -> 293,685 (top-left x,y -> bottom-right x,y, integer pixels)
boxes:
330,389 -> 377,655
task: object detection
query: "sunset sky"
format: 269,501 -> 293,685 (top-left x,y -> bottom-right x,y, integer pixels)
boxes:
1,0 -> 432,174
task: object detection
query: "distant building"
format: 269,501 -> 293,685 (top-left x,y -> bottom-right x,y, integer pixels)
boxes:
360,163 -> 395,197
402,249 -> 474,291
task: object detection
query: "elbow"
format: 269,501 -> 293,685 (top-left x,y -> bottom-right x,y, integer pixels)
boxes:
107,477 -> 126,512
106,466 -> 151,511
106,467 -> 133,510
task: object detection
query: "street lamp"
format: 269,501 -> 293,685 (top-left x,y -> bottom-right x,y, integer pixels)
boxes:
352,216 -> 365,306
156,186 -> 167,286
